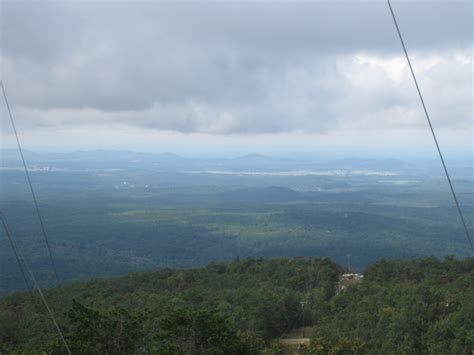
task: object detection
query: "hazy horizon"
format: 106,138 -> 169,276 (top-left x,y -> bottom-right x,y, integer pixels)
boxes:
1,146 -> 473,162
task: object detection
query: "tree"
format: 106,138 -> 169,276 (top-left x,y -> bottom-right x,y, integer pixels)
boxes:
65,300 -> 144,354
153,307 -> 264,354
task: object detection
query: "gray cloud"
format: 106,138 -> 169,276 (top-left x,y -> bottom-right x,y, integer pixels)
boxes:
1,0 -> 472,134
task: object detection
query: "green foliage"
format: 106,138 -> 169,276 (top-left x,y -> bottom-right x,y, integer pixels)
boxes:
2,171 -> 471,295
309,336 -> 365,354
153,307 -> 264,354
0,257 -> 340,353
64,299 -> 144,354
310,257 -> 474,354
0,256 -> 472,354
261,341 -> 286,355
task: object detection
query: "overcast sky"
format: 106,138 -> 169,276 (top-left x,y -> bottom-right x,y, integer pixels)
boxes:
0,0 -> 472,157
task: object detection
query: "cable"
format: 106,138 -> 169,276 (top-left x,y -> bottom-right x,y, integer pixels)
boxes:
0,81 -> 60,282
0,211 -> 32,292
0,213 -> 72,355
387,0 -> 474,254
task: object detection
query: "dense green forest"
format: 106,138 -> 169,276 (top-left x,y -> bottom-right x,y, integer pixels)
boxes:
1,153 -> 472,293
1,256 -> 472,354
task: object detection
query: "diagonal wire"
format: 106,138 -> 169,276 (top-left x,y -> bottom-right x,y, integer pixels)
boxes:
0,211 -> 32,292
0,212 -> 72,355
0,81 -> 60,282
387,0 -> 473,253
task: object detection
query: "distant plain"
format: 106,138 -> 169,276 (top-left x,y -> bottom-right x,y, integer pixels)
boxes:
1,150 -> 472,293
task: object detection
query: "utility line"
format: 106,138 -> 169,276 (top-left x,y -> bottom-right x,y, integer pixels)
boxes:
0,211 -> 31,292
387,0 -> 473,253
0,213 -> 72,355
0,81 -> 60,282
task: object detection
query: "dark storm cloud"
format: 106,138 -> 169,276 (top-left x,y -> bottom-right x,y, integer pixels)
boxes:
0,0 -> 472,133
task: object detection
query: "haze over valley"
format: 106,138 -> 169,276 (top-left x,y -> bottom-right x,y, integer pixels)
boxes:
1,149 -> 471,294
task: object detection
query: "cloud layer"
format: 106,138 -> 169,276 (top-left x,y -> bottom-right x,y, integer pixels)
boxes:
1,1 -> 472,135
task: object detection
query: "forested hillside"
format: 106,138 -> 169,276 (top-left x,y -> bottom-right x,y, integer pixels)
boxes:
0,256 -> 472,354
2,151 -> 473,294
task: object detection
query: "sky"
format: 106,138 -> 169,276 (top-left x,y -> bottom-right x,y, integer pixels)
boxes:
0,0 -> 472,158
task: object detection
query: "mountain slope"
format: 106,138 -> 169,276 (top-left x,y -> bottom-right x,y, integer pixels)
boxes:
0,256 -> 472,353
